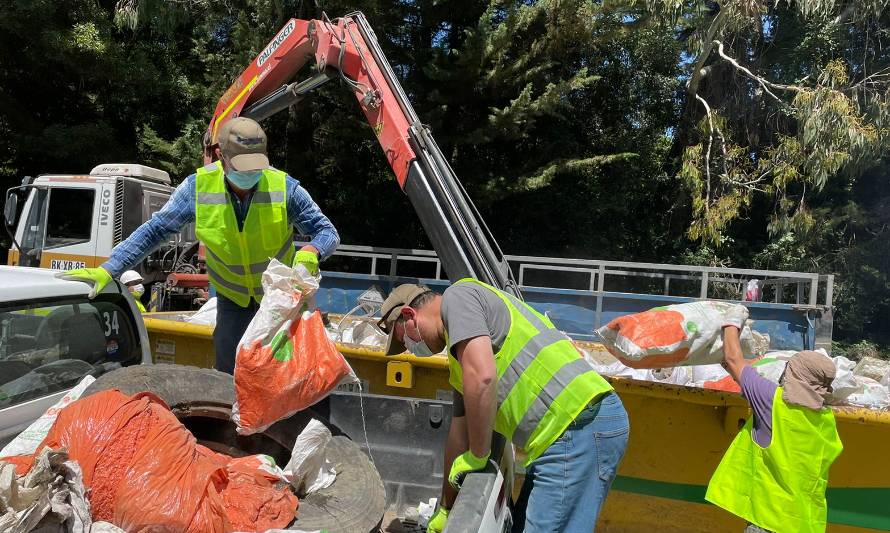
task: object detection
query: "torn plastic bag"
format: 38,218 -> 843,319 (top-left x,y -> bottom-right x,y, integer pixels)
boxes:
186,297 -> 218,325
233,260 -> 357,435
828,356 -> 862,403
844,376 -> 890,410
283,419 -> 336,495
853,356 -> 890,383
0,448 -> 91,533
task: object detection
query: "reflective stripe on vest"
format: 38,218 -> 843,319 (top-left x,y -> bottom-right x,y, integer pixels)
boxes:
446,279 -> 613,465
705,388 -> 843,532
194,162 -> 295,306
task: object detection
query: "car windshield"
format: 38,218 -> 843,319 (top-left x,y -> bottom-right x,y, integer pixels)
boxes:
0,299 -> 139,408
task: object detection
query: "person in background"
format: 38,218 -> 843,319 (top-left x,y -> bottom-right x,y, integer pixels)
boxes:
120,270 -> 146,312
379,280 -> 629,532
59,117 -> 339,374
706,306 -> 843,533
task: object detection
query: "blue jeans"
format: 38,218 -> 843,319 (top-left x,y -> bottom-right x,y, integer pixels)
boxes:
213,294 -> 259,374
512,392 -> 629,532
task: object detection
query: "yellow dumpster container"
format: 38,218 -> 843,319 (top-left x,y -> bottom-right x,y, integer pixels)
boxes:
142,311 -> 890,532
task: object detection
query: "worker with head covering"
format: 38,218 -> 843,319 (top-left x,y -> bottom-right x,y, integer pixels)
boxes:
120,270 -> 147,312
378,280 -> 629,532
58,117 -> 339,374
707,307 -> 843,532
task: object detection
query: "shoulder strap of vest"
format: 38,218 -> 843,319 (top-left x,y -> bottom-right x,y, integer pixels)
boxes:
264,166 -> 287,178
197,161 -> 222,175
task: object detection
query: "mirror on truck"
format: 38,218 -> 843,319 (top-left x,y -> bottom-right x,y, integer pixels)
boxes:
4,192 -> 18,228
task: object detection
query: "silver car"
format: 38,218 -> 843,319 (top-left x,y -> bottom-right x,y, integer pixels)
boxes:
0,266 -> 150,448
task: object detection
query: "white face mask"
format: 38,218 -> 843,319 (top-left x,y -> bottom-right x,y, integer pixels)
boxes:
129,284 -> 145,298
404,332 -> 435,357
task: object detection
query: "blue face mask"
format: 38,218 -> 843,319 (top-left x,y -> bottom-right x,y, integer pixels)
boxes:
226,170 -> 262,190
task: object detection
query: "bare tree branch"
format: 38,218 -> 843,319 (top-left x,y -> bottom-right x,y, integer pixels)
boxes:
686,10 -> 728,97
713,40 -> 803,101
695,94 -> 714,212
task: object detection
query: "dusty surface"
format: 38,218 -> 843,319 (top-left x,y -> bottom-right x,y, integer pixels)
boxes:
576,341 -> 618,364
380,512 -> 423,532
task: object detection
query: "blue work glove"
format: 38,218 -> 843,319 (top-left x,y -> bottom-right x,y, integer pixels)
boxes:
56,267 -> 113,299
448,450 -> 490,490
427,506 -> 449,533
293,249 -> 319,276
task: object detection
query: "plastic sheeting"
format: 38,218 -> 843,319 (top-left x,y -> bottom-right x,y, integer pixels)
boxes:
1,390 -> 299,532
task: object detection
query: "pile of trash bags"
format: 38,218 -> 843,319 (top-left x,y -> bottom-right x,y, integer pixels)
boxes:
0,381 -> 339,532
583,349 -> 890,411
1,389 -> 298,532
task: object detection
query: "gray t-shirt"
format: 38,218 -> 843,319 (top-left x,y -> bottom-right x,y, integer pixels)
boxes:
441,283 -> 512,417
441,283 -> 511,354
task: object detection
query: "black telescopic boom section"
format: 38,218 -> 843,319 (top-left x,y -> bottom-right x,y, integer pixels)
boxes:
242,70 -> 336,123
350,14 -> 519,297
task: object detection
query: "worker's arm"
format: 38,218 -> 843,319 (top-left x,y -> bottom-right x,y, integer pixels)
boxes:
720,304 -> 750,384
101,176 -> 197,277
285,177 -> 339,261
454,335 -> 497,458
721,326 -> 747,384
440,408 -> 468,510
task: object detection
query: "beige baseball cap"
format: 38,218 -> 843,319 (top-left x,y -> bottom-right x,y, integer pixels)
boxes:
378,284 -> 431,355
218,117 -> 270,171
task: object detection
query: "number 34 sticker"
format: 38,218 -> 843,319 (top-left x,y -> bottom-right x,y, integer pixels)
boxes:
102,311 -> 119,336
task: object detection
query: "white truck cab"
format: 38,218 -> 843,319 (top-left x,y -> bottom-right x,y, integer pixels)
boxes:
0,266 -> 151,448
4,164 -> 194,282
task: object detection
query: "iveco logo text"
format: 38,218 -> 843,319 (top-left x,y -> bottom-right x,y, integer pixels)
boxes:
99,188 -> 112,226
257,20 -> 296,67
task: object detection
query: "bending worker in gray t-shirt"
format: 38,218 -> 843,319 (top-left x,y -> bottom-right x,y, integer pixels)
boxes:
378,279 -> 629,532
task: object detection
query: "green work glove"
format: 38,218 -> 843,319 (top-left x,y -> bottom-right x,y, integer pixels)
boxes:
448,450 -> 490,490
293,250 -> 319,276
427,506 -> 449,533
56,267 -> 112,299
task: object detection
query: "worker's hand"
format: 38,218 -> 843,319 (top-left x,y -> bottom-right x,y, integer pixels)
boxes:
56,267 -> 113,299
293,249 -> 319,276
723,304 -> 749,330
426,506 -> 449,533
448,450 -> 490,490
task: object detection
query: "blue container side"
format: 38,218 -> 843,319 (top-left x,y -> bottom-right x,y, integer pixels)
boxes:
318,272 -> 813,351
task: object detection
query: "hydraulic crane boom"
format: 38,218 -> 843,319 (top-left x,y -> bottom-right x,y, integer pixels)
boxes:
205,12 -> 518,295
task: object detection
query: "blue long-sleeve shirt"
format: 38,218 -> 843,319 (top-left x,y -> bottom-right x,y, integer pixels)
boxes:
102,172 -> 340,277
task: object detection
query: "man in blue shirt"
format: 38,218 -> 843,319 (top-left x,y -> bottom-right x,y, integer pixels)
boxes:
61,118 -> 339,373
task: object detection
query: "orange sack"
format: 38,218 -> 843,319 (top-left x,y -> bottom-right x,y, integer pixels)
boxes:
0,390 -> 298,533
233,309 -> 353,435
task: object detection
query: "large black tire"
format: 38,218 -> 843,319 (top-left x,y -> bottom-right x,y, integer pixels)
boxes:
84,364 -> 385,532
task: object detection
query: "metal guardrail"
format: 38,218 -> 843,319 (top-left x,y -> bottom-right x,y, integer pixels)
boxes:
326,244 -> 834,308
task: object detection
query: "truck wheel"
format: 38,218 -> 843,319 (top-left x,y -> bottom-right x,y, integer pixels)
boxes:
83,364 -> 384,532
